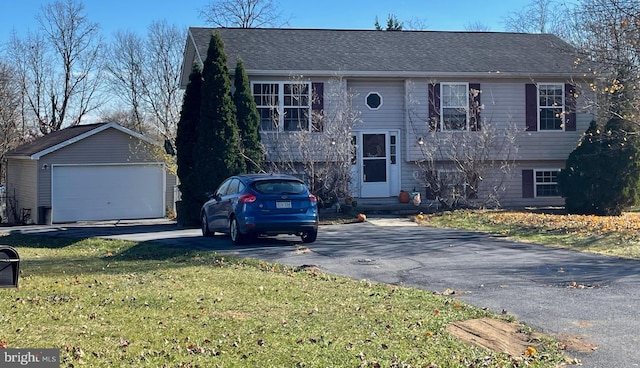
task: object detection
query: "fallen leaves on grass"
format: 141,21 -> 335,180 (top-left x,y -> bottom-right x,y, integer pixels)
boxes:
419,210 -> 640,236
417,209 -> 640,258
477,211 -> 640,237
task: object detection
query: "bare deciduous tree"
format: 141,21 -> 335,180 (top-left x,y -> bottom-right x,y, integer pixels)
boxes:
262,76 -> 362,207
104,30 -> 146,132
0,61 -> 26,181
407,82 -> 519,209
464,21 -> 491,32
574,0 -> 640,122
104,20 -> 184,150
9,0 -> 104,134
405,17 -> 429,31
199,0 -> 289,28
141,20 -> 185,145
502,0 -> 573,37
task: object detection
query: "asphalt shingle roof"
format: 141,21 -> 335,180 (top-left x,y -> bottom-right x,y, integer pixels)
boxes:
7,123 -> 107,157
188,28 -> 588,76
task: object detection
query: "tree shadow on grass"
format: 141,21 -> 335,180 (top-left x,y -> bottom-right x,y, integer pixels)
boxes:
7,232 -> 298,278
1,233 -> 80,249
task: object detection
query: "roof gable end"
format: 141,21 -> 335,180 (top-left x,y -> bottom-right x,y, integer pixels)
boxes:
8,122 -> 158,160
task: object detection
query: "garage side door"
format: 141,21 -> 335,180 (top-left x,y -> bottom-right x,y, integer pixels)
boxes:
52,164 -> 165,223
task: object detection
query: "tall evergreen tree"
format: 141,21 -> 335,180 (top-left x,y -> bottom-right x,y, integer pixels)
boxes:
234,58 -> 263,173
176,63 -> 202,226
593,65 -> 640,215
596,116 -> 640,215
558,121 -> 606,214
559,66 -> 640,215
374,14 -> 403,31
193,31 -> 246,205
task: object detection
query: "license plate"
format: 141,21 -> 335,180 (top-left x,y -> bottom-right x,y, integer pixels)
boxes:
276,201 -> 292,209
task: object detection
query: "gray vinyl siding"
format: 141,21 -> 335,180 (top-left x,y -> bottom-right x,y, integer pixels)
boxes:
6,158 -> 37,223
499,161 -> 565,207
400,161 -> 427,194
166,173 -> 178,214
348,80 -> 405,130
405,79 -> 595,163
400,159 -> 564,208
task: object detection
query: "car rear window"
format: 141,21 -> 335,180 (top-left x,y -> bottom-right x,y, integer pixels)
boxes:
253,180 -> 306,194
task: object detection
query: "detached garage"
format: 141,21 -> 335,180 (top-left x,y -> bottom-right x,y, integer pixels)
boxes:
5,122 -> 176,224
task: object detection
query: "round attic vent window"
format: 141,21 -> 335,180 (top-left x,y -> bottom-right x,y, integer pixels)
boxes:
366,92 -> 383,110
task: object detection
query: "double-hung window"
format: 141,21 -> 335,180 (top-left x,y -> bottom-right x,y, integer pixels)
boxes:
252,82 -> 312,132
535,170 -> 560,197
538,84 -> 565,131
441,83 -> 469,131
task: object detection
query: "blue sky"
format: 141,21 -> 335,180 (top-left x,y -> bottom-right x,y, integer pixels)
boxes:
0,0 -> 531,45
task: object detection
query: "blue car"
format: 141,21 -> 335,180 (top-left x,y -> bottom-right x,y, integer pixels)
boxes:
200,174 -> 319,244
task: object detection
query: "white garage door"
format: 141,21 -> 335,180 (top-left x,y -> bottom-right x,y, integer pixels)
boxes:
52,164 -> 165,223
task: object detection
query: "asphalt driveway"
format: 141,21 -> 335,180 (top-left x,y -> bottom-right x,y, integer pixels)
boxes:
8,217 -> 640,367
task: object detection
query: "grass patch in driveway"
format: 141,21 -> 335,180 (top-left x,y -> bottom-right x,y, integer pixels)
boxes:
416,209 -> 640,259
0,234 -> 567,367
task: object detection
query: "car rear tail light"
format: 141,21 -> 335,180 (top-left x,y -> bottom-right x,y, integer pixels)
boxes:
239,194 -> 257,203
309,194 -> 317,203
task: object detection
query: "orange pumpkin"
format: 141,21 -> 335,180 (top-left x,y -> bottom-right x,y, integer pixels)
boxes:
357,213 -> 367,222
398,190 -> 410,203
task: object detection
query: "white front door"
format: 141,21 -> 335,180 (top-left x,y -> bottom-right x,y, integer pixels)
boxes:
354,132 -> 388,198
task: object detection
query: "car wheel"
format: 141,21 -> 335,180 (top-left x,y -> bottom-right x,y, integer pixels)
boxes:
230,217 -> 246,245
201,214 -> 213,237
301,229 -> 318,243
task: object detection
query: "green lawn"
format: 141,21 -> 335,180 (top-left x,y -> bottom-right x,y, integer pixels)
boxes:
0,233 -> 565,367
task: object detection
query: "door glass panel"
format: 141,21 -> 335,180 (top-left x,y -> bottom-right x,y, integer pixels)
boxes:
363,134 -> 386,157
362,133 -> 387,183
363,159 -> 386,182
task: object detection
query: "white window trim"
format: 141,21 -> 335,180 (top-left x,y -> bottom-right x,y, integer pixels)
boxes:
251,81 -> 313,132
365,91 -> 383,110
440,82 -> 470,132
537,83 -> 565,132
533,168 -> 561,198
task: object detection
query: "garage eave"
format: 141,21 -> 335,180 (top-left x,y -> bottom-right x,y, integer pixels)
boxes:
30,122 -> 159,160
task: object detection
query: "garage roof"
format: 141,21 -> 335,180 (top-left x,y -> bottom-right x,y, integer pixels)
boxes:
6,122 -> 156,160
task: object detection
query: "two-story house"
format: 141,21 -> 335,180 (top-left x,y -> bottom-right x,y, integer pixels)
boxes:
181,28 -> 596,207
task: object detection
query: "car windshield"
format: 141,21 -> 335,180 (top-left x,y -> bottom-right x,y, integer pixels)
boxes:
253,180 -> 306,195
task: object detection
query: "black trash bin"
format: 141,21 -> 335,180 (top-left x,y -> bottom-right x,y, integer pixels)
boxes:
0,246 -> 19,288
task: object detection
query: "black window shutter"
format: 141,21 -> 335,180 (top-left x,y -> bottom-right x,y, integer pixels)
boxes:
565,83 -> 577,131
469,83 -> 481,131
312,82 -> 324,132
522,169 -> 534,198
428,83 -> 441,132
525,84 -> 538,132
